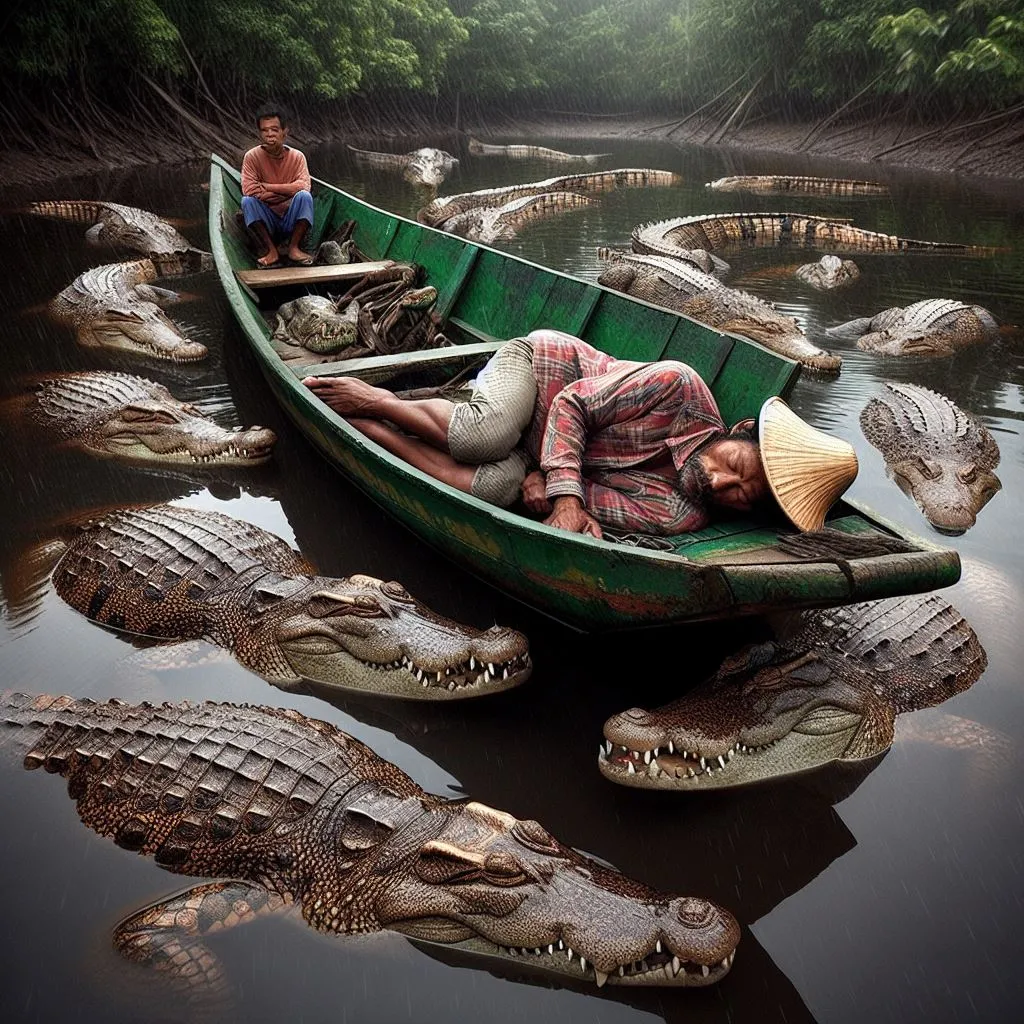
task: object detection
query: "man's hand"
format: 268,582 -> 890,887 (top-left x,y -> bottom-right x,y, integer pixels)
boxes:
543,495 -> 603,538
521,470 -> 552,516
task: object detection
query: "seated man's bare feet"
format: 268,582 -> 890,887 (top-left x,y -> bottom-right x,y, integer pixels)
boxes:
256,251 -> 280,268
302,375 -> 390,416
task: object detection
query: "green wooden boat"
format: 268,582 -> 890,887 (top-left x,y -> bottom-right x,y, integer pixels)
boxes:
208,154 -> 959,631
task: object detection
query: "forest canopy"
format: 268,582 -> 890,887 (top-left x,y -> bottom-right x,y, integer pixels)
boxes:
3,1 -> 1021,116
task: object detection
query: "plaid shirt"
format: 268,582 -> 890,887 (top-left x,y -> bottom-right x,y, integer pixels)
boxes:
522,330 -> 726,535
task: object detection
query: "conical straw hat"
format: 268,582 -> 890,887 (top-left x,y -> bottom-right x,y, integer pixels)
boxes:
758,397 -> 858,531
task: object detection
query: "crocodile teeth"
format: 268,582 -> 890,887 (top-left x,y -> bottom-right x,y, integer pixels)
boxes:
672,955 -> 681,975
701,965 -> 709,977
667,740 -> 674,754
594,969 -> 608,988
626,761 -> 636,775
717,755 -> 726,769
656,940 -> 662,953
643,750 -> 652,765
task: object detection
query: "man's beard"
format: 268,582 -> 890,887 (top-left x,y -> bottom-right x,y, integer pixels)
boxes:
678,454 -> 713,506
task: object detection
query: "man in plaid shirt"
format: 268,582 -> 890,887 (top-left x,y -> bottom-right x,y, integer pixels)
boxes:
304,329 -> 769,538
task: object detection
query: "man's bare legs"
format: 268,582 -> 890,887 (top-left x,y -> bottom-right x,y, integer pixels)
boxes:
302,375 -> 455,451
250,221 -> 279,268
347,418 -> 476,493
285,219 -> 310,264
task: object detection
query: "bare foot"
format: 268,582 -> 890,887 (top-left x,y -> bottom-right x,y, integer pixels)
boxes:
287,247 -> 313,265
302,376 -> 390,416
256,251 -> 279,268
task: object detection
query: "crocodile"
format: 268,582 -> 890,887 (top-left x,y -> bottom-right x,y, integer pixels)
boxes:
705,175 -> 889,196
20,200 -> 212,274
826,298 -> 1002,357
50,259 -> 208,362
794,254 -> 861,290
467,138 -> 612,164
597,250 -> 841,372
48,504 -> 530,699
418,169 -> 680,230
272,295 -> 361,354
860,382 -> 1001,534
598,593 -> 987,790
31,371 -> 276,466
632,212 -> 991,259
438,192 -> 594,243
348,145 -> 458,188
0,692 -> 740,993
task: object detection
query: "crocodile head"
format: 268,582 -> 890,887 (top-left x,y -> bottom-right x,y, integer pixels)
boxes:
316,798 -> 739,987
598,596 -> 987,790
36,373 -> 276,466
856,326 -> 959,357
80,302 -> 207,362
242,574 -> 531,699
861,384 -> 1002,534
795,254 -> 860,290
272,296 -> 359,353
405,148 -> 458,188
718,307 -> 842,374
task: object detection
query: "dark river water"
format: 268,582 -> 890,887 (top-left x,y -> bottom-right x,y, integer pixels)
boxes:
1,134 -> 1022,1024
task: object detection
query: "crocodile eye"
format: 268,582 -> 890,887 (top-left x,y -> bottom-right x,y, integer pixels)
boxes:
512,819 -> 560,854
957,464 -> 978,484
121,406 -> 177,424
306,592 -> 384,618
483,852 -> 528,885
381,581 -> 412,601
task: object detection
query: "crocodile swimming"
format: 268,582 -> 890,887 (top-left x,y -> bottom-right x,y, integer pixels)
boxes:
50,259 -> 208,362
467,138 -> 612,164
705,175 -> 889,196
418,169 -> 680,230
632,212 -> 991,259
794,254 -> 861,290
597,250 -> 841,372
20,200 -> 212,274
348,145 -> 458,188
0,692 -> 740,994
826,298 -> 1003,357
861,382 -> 1001,534
29,371 -> 276,467
598,593 -> 987,790
438,192 -> 594,243
47,504 -> 530,700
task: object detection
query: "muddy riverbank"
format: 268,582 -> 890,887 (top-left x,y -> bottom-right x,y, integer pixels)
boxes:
6,106 -> 1022,189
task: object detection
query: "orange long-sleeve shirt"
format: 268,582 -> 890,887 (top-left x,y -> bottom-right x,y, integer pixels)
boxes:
241,145 -> 311,217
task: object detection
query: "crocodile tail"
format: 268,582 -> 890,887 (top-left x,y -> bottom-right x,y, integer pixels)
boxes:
20,200 -> 110,224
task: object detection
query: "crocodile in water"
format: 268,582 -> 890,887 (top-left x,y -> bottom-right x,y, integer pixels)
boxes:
467,138 -> 612,164
827,298 -> 1002,357
598,593 -> 986,790
348,145 -> 458,188
30,371 -> 276,466
632,212 -> 991,259
861,382 -> 1001,534
437,191 -> 594,243
418,169 -> 680,230
794,254 -> 861,290
705,175 -> 889,196
20,200 -> 212,274
50,259 -> 208,362
597,250 -> 841,372
0,693 -> 740,994
49,504 -> 531,699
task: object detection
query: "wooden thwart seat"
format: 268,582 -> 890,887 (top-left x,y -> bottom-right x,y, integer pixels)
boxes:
236,260 -> 397,290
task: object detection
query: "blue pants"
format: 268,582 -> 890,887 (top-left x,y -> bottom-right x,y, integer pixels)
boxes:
241,190 -> 314,240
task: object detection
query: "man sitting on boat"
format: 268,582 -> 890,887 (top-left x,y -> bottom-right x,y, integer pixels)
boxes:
241,106 -> 314,268
303,329 -> 856,539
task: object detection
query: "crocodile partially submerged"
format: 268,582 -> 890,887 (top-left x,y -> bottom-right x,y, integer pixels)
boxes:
50,259 -> 208,362
49,504 -> 530,699
348,145 -> 458,188
861,382 -> 1001,534
21,200 -> 212,274
632,212 -> 990,259
467,138 -> 612,164
418,169 -> 680,230
598,593 -> 987,790
827,299 -> 1002,357
31,371 -> 276,466
1,693 -> 740,993
597,251 -> 841,372
438,192 -> 594,243
794,254 -> 861,290
705,175 -> 889,196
